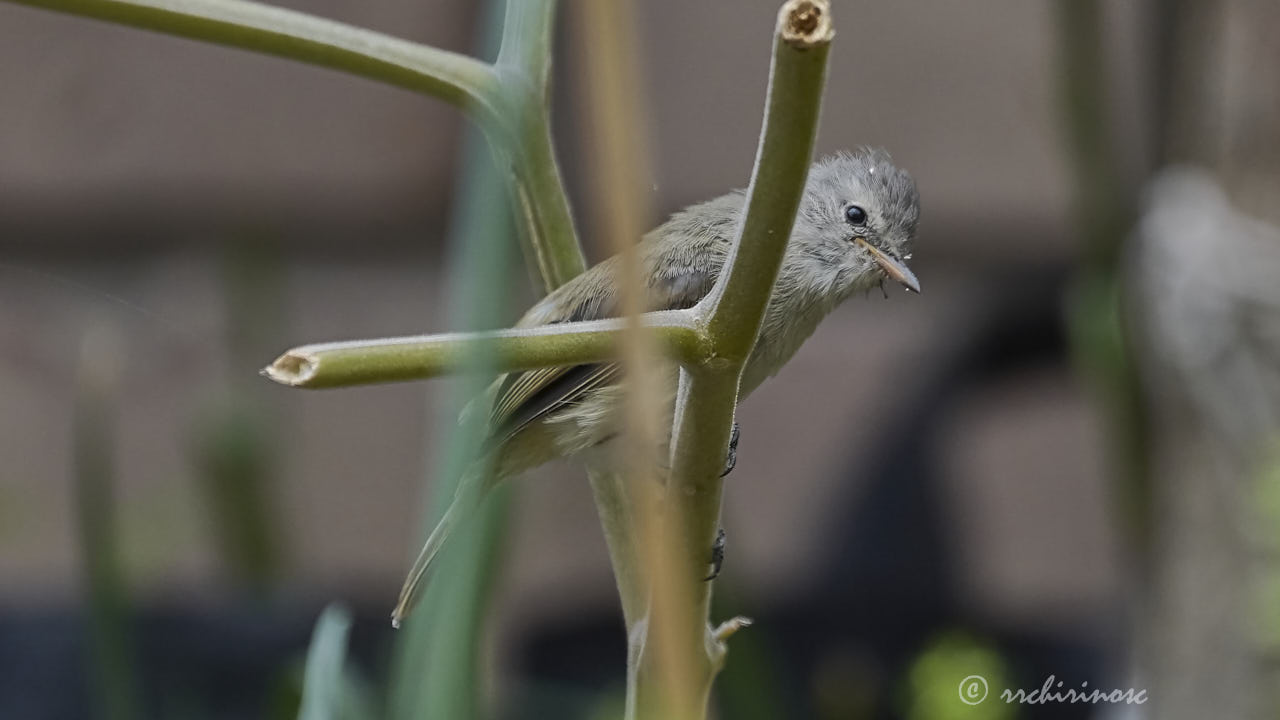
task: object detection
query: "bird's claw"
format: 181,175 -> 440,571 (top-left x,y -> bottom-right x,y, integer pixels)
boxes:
704,528 -> 726,581
720,422 -> 740,478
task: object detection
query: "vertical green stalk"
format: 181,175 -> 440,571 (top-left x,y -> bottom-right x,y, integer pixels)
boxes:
193,238 -> 285,594
74,327 -> 140,720
573,0 -> 665,638
493,0 -> 587,292
1054,0 -> 1150,558
633,3 -> 832,718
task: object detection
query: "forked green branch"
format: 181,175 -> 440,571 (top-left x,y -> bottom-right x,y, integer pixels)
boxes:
8,1 -> 835,718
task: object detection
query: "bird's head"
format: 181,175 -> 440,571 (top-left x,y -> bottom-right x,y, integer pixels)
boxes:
790,148 -> 921,297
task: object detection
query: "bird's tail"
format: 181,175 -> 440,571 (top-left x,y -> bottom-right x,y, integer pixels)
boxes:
390,466 -> 493,628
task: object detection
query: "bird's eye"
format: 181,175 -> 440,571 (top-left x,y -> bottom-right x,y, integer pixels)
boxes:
844,205 -> 867,226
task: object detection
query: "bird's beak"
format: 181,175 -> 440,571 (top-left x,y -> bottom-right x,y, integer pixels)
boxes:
855,237 -> 920,293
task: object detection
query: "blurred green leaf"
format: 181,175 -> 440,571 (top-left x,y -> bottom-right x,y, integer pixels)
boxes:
299,605 -> 354,720
387,2 -> 517,719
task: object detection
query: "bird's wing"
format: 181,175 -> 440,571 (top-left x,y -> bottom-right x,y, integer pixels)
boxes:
486,233 -> 729,446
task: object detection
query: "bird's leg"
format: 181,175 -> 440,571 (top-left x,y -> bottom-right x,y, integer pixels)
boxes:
720,422 -> 741,478
704,527 -> 727,581
703,423 -> 738,580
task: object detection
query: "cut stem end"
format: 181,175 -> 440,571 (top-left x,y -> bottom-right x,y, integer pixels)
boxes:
261,351 -> 317,386
780,0 -> 834,48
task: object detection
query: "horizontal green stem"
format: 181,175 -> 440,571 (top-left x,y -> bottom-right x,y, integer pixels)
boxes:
4,0 -> 502,123
262,311 -> 705,389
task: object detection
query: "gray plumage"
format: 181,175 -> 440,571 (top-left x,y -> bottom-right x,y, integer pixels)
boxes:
392,148 -> 921,626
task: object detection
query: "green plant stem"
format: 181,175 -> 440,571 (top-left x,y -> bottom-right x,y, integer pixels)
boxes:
701,13 -> 833,356
495,0 -> 553,75
492,0 -> 586,292
261,312 -> 705,388
1053,0 -> 1150,560
631,3 -> 832,718
74,327 -> 140,720
498,108 -> 587,292
5,0 -> 502,121
586,468 -> 650,628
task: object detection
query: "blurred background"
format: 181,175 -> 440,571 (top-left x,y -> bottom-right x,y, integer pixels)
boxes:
1,0 -> 1278,718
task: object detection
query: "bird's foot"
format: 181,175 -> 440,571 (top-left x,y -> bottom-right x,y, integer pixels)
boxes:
704,527 -> 727,581
720,422 -> 740,478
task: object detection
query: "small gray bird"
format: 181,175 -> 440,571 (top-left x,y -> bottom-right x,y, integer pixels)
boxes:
392,148 -> 921,626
